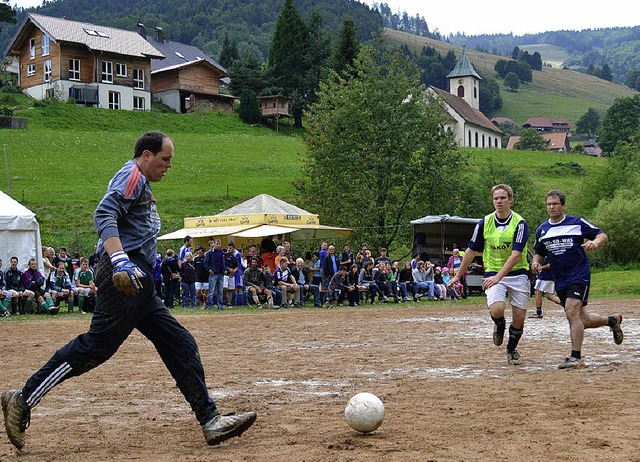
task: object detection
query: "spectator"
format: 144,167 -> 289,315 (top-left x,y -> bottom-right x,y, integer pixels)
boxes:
180,252 -> 198,308
72,257 -> 97,313
42,247 -> 56,282
229,242 -> 247,306
273,258 -> 298,307
223,243 -> 240,306
5,257 -> 33,315
358,260 -> 387,304
49,261 -> 75,312
442,267 -> 461,300
262,264 -> 281,307
243,257 -> 275,309
398,261 -> 418,302
23,258 -> 58,314
355,243 -> 369,270
328,266 -> 350,307
291,257 -> 321,307
282,241 -> 294,263
193,246 -> 208,308
310,252 -> 322,286
152,252 -> 164,301
52,247 -> 74,281
447,249 -> 468,298
338,243 -> 354,271
346,263 -> 363,306
433,267 -> 447,301
161,249 -> 180,308
424,260 -> 441,299
177,235 -> 192,266
413,261 -> 436,300
385,262 -> 400,302
204,239 -> 225,310
322,245 -> 339,292
0,258 -> 19,316
373,262 -> 391,301
260,235 -> 277,254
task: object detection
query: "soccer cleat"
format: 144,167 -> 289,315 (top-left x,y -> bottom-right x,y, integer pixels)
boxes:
202,412 -> 257,446
507,350 -> 521,365
528,313 -> 543,319
558,356 -> 586,369
1,390 -> 30,449
493,323 -> 505,346
611,315 -> 623,345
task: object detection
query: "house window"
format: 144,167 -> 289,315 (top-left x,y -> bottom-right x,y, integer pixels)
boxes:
108,91 -> 120,109
101,61 -> 113,83
44,59 -> 52,82
69,58 -> 80,81
133,68 -> 144,89
116,63 -> 127,77
27,64 -> 36,76
29,38 -> 35,59
42,35 -> 50,56
133,96 -> 145,111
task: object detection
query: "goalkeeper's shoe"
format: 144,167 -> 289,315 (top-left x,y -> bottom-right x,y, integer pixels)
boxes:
2,390 -> 30,449
202,412 -> 256,446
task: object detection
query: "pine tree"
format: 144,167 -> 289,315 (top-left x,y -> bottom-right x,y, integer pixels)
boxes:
219,32 -> 239,69
238,88 -> 261,124
332,15 -> 360,77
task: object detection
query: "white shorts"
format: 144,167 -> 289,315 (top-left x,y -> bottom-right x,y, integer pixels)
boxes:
195,282 -> 208,291
534,279 -> 555,294
224,275 -> 236,290
72,287 -> 92,296
485,274 -> 529,309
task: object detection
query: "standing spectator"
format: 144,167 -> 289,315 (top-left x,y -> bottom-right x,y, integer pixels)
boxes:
161,249 -> 180,308
532,189 -> 623,369
282,241 -> 294,263
193,246 -> 208,308
177,235 -> 192,266
310,252 -> 322,286
449,184 -> 530,366
223,243 -> 240,306
152,252 -> 164,301
53,247 -> 74,281
180,252 -> 198,308
374,248 -> 391,267
322,245 -> 339,292
260,235 -> 277,254
355,243 -> 369,270
204,239 -> 225,310
338,243 -> 354,271
42,247 -> 56,282
72,257 -> 97,313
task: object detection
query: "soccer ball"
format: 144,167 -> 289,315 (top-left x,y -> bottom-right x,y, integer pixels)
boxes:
344,392 -> 385,433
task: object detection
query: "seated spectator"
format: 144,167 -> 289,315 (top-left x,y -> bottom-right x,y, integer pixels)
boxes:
433,267 -> 447,301
398,261 -> 417,301
291,257 -> 321,307
180,252 -> 198,308
49,261 -> 75,312
358,260 -> 387,304
447,248 -> 468,298
5,256 -> 34,314
412,261 -> 436,301
0,258 -> 19,316
262,264 -> 281,307
385,261 -> 400,302
328,266 -> 350,307
161,249 -> 180,308
72,257 -> 97,313
23,258 -> 58,314
244,257 -> 275,309
346,263 -> 363,306
444,267 -> 463,299
373,262 -> 392,301
273,258 -> 298,307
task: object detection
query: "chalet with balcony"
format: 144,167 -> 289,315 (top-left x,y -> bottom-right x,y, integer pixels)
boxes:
4,13 -> 164,111
139,25 -> 234,114
522,117 -> 571,133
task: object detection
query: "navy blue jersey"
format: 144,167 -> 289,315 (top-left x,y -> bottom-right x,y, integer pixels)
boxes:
534,215 -> 602,291
94,160 -> 161,267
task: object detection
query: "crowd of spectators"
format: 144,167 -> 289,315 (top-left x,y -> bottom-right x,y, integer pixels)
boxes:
1,236 -> 470,317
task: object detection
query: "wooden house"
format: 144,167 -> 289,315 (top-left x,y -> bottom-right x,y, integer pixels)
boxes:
522,117 -> 571,133
4,13 -> 164,111
140,25 -> 234,114
506,132 -> 571,152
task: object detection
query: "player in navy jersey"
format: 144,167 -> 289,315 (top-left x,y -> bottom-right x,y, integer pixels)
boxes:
533,189 -> 623,369
449,184 -> 530,366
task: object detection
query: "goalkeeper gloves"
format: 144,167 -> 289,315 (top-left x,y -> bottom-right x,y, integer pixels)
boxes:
111,251 -> 145,295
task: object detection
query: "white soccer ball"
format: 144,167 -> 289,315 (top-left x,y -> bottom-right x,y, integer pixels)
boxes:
344,392 -> 385,433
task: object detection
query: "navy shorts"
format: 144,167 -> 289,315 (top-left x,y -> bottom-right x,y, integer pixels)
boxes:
557,283 -> 589,307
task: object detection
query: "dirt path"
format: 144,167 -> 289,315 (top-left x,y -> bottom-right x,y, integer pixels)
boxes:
1,298 -> 639,461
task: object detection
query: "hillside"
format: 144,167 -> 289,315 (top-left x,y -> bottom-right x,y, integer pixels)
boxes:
385,28 -> 638,125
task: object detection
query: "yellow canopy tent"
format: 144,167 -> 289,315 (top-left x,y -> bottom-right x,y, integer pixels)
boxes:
158,194 -> 351,249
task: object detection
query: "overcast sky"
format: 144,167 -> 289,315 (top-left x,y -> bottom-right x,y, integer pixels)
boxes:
8,0 -> 640,36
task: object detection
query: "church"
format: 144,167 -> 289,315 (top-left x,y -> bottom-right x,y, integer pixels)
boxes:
430,50 -> 503,149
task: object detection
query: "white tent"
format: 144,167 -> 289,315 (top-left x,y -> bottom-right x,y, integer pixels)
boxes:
0,190 -> 43,272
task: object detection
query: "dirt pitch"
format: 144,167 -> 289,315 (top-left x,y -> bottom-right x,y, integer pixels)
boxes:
1,298 -> 640,461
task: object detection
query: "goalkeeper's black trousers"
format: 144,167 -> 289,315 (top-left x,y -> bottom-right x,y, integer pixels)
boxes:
21,254 -> 219,426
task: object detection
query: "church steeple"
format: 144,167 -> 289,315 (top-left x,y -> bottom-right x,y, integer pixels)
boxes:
447,45 -> 481,110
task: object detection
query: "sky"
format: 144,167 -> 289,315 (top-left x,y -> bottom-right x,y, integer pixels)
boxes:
8,0 -> 640,37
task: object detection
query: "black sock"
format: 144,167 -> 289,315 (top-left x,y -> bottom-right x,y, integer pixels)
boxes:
536,307 -> 542,315
491,315 -> 506,327
571,350 -> 581,360
506,324 -> 523,352
607,316 -> 617,328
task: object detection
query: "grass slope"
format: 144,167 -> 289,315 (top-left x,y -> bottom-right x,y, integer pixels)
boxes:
384,28 -> 637,125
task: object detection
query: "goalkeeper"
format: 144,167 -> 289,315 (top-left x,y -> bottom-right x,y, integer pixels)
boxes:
2,132 -> 255,450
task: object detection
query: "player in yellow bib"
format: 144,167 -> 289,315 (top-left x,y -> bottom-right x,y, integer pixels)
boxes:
449,184 -> 530,365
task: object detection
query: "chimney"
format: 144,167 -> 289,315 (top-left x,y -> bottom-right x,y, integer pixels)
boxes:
154,26 -> 164,43
136,22 -> 146,38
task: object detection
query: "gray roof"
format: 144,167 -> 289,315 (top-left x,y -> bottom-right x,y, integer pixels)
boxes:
410,214 -> 480,225
447,51 -> 481,80
217,194 -> 313,216
144,34 -> 226,75
9,13 -> 164,59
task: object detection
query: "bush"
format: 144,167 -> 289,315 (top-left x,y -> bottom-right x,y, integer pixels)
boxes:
543,161 -> 586,176
0,105 -> 14,117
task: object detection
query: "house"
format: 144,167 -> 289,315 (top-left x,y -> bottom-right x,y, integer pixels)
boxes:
506,132 -> 571,152
491,116 -> 515,128
431,49 -> 503,149
258,94 -> 291,130
138,25 -> 234,114
583,139 -> 603,157
522,117 -> 571,133
4,13 -> 164,111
